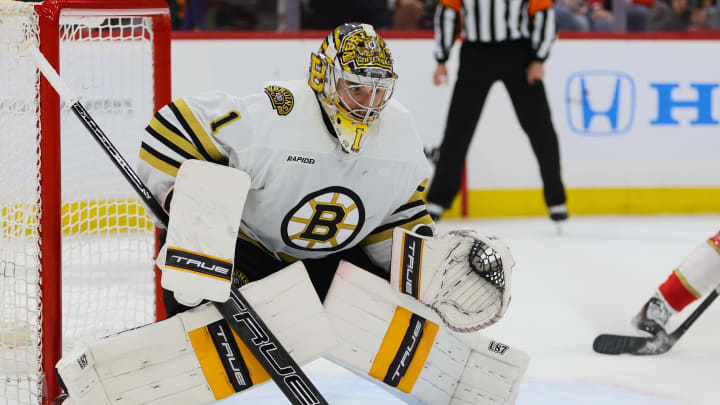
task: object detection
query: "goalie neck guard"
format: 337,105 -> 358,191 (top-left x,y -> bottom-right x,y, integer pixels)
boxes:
308,23 -> 397,154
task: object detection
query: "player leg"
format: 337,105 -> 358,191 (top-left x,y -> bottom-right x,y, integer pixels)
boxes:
633,230 -> 720,335
425,43 -> 496,220
323,261 -> 528,405
55,262 -> 337,405
501,45 -> 567,220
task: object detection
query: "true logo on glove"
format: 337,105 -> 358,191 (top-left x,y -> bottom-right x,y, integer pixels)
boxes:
400,233 -> 423,299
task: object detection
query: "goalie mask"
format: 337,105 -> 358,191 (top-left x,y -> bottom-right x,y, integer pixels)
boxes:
308,23 -> 397,154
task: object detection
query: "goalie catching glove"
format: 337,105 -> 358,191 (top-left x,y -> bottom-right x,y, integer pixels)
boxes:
390,228 -> 514,332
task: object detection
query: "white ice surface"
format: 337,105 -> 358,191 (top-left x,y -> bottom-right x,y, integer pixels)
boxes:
220,215 -> 720,405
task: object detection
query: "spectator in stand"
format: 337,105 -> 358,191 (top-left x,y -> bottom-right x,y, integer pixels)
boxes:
203,0 -> 279,30
586,0 -> 653,31
302,0 -> 392,29
688,0 -> 720,28
628,0 -> 654,29
392,0 -> 437,30
587,0 -> 614,30
647,0 -> 691,30
555,0 -> 591,31
555,0 -> 651,31
711,0 -> 720,27
166,0 -> 183,29
179,0 -> 206,30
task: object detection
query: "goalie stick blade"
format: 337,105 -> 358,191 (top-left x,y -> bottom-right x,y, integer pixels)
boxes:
592,333 -> 674,355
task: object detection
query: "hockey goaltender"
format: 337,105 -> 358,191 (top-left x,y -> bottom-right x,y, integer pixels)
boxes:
53,23 -> 529,405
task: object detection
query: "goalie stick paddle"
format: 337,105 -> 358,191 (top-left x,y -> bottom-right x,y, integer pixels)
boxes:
20,39 -> 328,405
593,285 -> 719,355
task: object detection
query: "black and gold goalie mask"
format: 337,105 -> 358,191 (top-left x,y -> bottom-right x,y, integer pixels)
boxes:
308,23 -> 397,154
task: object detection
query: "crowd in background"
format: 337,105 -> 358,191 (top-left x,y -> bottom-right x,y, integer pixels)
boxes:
164,0 -> 436,31
555,0 -> 720,31
166,0 -> 720,32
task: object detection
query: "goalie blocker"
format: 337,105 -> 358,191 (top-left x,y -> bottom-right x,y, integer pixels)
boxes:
324,261 -> 529,405
156,160 -> 251,306
55,262 -> 336,405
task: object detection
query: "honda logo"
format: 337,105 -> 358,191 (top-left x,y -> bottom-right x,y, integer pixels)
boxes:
566,71 -> 636,136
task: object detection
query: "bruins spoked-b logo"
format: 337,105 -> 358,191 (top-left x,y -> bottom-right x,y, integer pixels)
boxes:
264,85 -> 294,116
281,186 -> 365,251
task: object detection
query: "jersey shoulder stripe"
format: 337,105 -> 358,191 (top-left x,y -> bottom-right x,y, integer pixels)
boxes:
139,142 -> 181,177
150,111 -> 206,159
392,199 -> 425,216
145,119 -> 204,161
361,211 -> 433,246
168,99 -> 229,165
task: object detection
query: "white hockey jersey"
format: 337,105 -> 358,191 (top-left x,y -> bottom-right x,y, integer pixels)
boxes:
137,80 -> 433,270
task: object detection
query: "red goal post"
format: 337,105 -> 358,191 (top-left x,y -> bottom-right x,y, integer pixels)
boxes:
0,1 -> 170,404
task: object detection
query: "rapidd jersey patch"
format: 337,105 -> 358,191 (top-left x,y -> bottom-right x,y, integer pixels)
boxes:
264,85 -> 294,116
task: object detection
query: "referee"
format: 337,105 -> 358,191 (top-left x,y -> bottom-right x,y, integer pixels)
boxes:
426,0 -> 568,222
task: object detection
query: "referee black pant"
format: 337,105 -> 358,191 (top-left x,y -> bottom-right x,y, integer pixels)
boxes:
427,40 -> 566,211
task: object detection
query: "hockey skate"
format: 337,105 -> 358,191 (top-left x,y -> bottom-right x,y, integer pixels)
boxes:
548,204 -> 568,221
631,296 -> 671,336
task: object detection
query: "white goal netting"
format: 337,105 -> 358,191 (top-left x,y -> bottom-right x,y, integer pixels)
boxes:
1,3 -> 160,404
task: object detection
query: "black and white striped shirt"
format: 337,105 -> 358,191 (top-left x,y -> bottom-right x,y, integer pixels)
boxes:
434,0 -> 556,62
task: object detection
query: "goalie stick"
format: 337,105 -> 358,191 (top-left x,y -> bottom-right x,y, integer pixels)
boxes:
593,284 -> 719,355
20,39 -> 327,405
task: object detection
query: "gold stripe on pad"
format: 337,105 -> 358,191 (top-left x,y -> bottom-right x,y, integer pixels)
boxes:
174,98 -> 227,163
230,327 -> 271,385
187,326 -> 235,400
368,306 -> 413,381
396,319 -> 438,393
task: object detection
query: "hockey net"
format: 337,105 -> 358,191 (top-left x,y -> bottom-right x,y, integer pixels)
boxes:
0,1 -> 170,404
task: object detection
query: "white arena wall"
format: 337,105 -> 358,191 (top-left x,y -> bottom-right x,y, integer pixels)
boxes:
171,34 -> 720,217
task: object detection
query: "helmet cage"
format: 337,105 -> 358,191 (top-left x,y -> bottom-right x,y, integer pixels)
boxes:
328,64 -> 396,123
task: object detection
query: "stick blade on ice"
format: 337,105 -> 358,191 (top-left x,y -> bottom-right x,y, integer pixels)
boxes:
592,333 -> 672,355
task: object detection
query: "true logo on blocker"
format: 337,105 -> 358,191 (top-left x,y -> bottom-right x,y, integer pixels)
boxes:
565,71 -> 636,136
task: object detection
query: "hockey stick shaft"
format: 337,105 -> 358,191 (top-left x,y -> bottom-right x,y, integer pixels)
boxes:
669,283 -> 719,341
21,39 -> 327,405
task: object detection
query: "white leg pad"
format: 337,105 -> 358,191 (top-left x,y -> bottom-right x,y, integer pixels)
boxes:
159,159 -> 251,306
324,261 -> 528,405
57,262 -> 336,405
